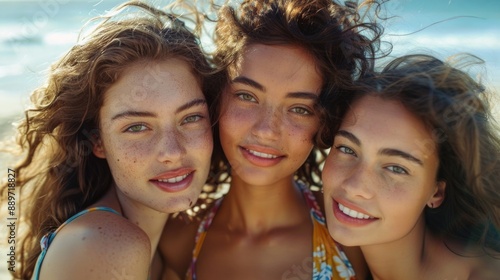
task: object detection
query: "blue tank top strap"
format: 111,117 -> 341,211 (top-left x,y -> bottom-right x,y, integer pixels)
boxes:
32,207 -> 121,280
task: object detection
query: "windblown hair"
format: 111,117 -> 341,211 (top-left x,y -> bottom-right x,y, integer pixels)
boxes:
341,54 -> 500,255
1,1 -> 217,278
204,0 -> 384,190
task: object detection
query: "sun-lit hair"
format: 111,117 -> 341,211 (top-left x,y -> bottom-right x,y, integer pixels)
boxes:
0,1 -> 218,278
340,54 -> 500,255
203,0 -> 384,191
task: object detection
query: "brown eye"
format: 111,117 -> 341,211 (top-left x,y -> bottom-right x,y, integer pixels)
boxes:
290,107 -> 312,115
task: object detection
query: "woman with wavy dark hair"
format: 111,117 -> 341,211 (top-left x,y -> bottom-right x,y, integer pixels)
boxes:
323,54 -> 500,279
159,0 -> 383,279
1,1 -> 219,279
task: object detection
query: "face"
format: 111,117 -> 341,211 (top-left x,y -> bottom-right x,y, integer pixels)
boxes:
219,44 -> 322,186
323,95 -> 445,246
93,58 -> 212,213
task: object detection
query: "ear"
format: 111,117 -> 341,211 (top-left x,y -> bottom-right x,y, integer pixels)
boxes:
92,135 -> 106,159
427,181 -> 446,208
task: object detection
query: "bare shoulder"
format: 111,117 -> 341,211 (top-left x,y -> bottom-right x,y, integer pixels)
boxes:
39,210 -> 151,280
158,215 -> 200,279
469,254 -> 500,280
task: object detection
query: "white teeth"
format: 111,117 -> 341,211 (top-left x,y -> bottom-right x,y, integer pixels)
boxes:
247,149 -> 278,159
339,203 -> 372,219
158,174 -> 189,183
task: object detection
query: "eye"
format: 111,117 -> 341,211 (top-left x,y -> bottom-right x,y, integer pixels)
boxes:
387,165 -> 408,175
236,92 -> 257,102
125,124 -> 148,133
182,114 -> 204,124
335,145 -> 356,156
290,106 -> 312,115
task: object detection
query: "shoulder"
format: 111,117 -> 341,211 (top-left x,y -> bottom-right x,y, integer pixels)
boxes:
469,254 -> 500,280
158,215 -> 200,279
39,209 -> 151,280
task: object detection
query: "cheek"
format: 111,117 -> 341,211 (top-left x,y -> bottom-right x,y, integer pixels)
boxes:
104,137 -> 154,166
284,117 -> 319,144
219,106 -> 250,143
322,158 -> 343,191
186,128 -> 213,155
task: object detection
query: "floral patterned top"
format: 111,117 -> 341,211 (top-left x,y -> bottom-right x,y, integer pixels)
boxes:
187,182 -> 356,280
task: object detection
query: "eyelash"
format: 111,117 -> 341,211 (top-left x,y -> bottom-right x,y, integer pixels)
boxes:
290,106 -> 312,115
236,92 -> 257,102
182,114 -> 204,124
335,145 -> 356,156
386,165 -> 409,175
124,123 -> 148,133
235,92 -> 313,116
335,144 -> 409,175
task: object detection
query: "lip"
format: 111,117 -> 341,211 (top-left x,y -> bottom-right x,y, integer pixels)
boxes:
150,168 -> 195,193
332,198 -> 378,226
239,144 -> 285,167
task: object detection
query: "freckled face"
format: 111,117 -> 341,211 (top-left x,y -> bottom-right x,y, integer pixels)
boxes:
94,59 -> 213,213
323,95 -> 443,246
219,44 -> 322,186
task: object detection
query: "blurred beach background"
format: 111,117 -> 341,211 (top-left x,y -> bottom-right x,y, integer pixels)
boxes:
0,0 -> 499,278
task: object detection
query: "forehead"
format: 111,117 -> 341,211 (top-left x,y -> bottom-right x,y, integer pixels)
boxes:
100,58 -> 203,113
343,95 -> 438,160
231,44 -> 323,91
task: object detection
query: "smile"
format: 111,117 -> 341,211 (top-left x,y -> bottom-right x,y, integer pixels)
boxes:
157,173 -> 190,183
246,149 -> 278,159
338,203 -> 373,219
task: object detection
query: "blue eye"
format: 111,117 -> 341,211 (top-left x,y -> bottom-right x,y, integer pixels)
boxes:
387,165 -> 408,175
125,124 -> 148,132
336,145 -> 355,156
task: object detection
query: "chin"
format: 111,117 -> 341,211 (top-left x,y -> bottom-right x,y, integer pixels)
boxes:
166,190 -> 201,212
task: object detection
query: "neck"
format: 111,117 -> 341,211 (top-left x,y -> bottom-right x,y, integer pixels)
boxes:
361,216 -> 431,280
217,175 -> 309,235
105,185 -> 169,262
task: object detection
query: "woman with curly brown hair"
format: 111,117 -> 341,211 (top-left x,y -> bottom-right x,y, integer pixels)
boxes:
159,0 -> 383,279
323,54 -> 500,279
1,1 -> 219,279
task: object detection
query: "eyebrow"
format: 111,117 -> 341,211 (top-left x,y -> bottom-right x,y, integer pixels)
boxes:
380,148 -> 423,166
175,98 -> 207,114
336,130 -> 360,146
111,98 -> 207,121
111,111 -> 156,121
232,76 -> 319,101
232,76 -> 265,91
335,130 -> 423,166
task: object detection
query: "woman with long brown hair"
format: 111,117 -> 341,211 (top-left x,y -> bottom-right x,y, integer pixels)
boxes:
1,1 -> 218,279
323,54 -> 500,279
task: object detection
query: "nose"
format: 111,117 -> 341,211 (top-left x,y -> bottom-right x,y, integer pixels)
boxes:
251,105 -> 281,141
342,163 -> 376,199
157,129 -> 185,163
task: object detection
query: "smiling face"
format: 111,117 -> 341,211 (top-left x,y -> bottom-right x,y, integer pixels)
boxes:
93,58 -> 213,213
219,44 -> 322,186
323,95 -> 445,246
